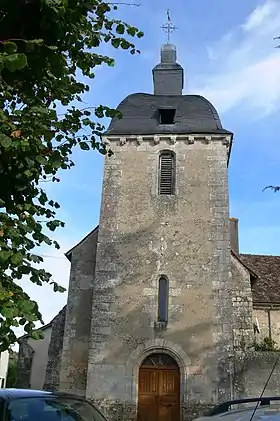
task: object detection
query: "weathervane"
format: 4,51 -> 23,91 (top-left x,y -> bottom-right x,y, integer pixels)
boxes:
160,9 -> 177,43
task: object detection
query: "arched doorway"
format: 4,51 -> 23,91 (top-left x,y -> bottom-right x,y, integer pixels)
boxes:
137,353 -> 180,421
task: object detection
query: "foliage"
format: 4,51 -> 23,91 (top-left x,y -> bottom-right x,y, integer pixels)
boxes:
0,0 -> 143,351
252,336 -> 278,351
6,351 -> 18,387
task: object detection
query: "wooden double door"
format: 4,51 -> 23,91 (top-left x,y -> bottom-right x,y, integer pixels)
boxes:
138,354 -> 180,421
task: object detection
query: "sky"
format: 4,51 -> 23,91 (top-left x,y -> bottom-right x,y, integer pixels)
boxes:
16,0 -> 280,335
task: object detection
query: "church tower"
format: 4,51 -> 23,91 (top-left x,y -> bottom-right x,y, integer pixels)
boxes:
85,40 -> 234,418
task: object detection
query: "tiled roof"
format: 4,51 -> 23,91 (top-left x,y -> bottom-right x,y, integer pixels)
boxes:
240,254 -> 280,305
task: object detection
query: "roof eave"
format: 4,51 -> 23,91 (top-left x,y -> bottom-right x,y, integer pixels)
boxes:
18,321 -> 52,341
104,128 -> 233,136
64,225 -> 99,262
231,249 -> 258,280
227,133 -> 234,167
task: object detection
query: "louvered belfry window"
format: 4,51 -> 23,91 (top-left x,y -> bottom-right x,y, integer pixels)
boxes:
159,151 -> 175,195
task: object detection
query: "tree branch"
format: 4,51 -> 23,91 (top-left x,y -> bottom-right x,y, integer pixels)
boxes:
262,185 -> 280,193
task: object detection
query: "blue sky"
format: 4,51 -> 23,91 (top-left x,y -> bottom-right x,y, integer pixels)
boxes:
18,0 -> 280,331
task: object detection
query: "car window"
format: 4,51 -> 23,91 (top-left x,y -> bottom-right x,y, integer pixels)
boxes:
7,397 -> 107,421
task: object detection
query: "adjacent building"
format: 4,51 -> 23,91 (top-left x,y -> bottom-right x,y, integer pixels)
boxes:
0,351 -> 9,388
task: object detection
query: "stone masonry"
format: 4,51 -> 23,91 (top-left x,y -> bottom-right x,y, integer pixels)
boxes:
59,228 -> 98,395
85,134 -> 234,415
44,306 -> 66,391
231,254 -> 254,349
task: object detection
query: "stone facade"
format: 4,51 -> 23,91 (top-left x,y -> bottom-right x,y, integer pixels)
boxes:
233,351 -> 280,398
89,398 -> 211,421
230,253 -> 254,349
83,134 -> 234,413
16,41 -> 280,421
44,306 -> 66,390
59,228 -> 98,395
17,337 -> 34,389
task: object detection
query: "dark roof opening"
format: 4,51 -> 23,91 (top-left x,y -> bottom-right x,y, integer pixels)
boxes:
159,109 -> 176,124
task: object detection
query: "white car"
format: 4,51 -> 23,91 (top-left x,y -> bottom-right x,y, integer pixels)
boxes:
195,397 -> 280,421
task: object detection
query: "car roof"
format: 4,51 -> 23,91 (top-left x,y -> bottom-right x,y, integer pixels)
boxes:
195,397 -> 280,421
0,389 -> 85,401
197,405 -> 280,421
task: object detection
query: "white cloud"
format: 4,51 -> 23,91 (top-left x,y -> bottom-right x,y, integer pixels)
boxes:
193,0 -> 280,117
243,1 -> 276,32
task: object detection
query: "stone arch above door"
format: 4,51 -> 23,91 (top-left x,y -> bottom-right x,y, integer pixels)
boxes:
127,339 -> 189,403
138,352 -> 180,421
129,339 -> 189,374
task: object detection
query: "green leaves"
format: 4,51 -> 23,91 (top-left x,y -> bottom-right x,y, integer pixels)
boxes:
0,134 -> 12,148
46,220 -> 63,231
3,42 -> 17,54
116,23 -> 125,34
120,39 -> 130,50
29,254 -> 43,264
4,53 -> 28,72
79,141 -> 90,150
10,253 -> 24,266
52,282 -> 66,293
0,250 -> 13,263
111,38 -> 121,49
0,0 -> 143,351
38,192 -> 48,205
127,26 -> 137,37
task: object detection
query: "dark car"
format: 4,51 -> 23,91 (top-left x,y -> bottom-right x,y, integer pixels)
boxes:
0,389 -> 107,421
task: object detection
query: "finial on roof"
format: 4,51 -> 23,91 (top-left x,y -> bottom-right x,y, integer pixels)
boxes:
160,9 -> 177,43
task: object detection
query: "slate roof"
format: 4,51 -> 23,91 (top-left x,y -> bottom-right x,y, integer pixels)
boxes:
240,254 -> 280,305
105,93 -> 232,136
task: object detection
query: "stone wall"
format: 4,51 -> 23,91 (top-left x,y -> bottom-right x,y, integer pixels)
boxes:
86,136 -> 233,404
44,305 -> 66,390
231,254 -> 254,349
88,351 -> 280,421
59,228 -> 98,395
233,351 -> 280,398
229,218 -> 239,254
89,399 -> 211,421
16,338 -> 34,388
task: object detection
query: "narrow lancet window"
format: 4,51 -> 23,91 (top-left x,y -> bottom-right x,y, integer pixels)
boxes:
159,151 -> 175,195
157,277 -> 169,323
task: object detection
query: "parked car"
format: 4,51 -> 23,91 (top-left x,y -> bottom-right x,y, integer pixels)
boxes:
195,396 -> 280,421
0,389 -> 107,421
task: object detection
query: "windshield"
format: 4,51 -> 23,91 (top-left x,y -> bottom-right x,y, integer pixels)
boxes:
7,397 -> 107,421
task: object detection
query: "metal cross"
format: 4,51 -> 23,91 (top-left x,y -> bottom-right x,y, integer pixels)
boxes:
160,9 -> 177,43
